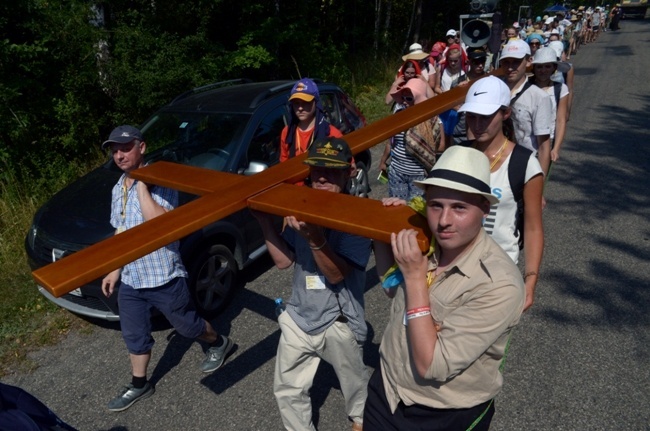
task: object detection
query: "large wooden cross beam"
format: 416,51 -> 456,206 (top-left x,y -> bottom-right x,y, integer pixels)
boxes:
32,82 -> 475,298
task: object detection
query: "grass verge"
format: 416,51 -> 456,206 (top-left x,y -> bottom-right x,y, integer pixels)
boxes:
0,155 -> 102,377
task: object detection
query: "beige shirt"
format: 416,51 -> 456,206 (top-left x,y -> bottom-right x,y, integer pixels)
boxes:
379,230 -> 525,411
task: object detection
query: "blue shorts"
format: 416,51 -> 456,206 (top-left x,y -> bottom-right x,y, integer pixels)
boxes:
118,278 -> 206,354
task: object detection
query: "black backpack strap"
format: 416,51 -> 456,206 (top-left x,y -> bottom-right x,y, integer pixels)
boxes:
287,123 -> 297,158
508,144 -> 533,250
553,82 -> 562,107
508,144 -> 532,204
511,80 -> 533,106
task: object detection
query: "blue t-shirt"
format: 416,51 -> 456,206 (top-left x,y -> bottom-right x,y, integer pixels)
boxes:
282,228 -> 371,342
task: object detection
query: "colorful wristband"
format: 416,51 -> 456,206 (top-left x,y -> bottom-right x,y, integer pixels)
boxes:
406,306 -> 431,316
405,310 -> 431,320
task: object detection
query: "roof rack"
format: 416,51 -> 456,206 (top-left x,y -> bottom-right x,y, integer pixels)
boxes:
170,79 -> 254,105
247,78 -> 325,109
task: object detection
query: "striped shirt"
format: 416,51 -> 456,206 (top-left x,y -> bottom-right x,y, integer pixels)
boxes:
390,124 -> 428,176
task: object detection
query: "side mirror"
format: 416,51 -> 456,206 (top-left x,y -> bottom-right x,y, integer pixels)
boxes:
243,161 -> 269,176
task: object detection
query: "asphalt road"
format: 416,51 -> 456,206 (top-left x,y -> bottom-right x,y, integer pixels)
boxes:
4,20 -> 650,431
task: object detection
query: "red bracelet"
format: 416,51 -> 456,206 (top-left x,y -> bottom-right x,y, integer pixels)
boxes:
406,306 -> 431,316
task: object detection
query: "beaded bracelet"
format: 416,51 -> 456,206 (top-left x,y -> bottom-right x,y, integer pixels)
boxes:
310,239 -> 328,250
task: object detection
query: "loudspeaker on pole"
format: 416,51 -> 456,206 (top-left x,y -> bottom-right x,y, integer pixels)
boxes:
461,19 -> 491,48
488,11 -> 503,55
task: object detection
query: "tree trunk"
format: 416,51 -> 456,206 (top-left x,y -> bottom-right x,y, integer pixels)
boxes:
403,0 -> 417,54
383,0 -> 392,47
374,0 -> 382,53
413,0 -> 423,45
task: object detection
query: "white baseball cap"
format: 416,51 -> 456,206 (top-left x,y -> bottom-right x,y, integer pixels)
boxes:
446,29 -> 458,37
458,76 -> 511,117
500,39 -> 531,60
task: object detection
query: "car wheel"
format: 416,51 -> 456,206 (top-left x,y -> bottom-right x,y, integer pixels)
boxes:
188,244 -> 239,319
349,161 -> 370,198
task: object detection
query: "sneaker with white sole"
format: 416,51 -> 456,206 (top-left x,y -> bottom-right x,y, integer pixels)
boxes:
201,335 -> 234,373
107,382 -> 154,412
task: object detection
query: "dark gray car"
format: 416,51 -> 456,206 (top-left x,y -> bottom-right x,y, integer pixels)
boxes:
25,79 -> 370,321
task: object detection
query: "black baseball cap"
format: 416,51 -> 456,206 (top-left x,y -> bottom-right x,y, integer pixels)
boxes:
303,138 -> 352,169
102,125 -> 143,149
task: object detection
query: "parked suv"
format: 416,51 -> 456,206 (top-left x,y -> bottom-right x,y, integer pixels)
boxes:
25,79 -> 370,321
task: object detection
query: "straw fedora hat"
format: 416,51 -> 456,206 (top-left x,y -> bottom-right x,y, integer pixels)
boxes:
415,146 -> 499,205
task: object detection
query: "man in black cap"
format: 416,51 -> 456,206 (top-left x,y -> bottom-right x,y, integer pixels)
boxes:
253,137 -> 371,431
100,125 -> 233,412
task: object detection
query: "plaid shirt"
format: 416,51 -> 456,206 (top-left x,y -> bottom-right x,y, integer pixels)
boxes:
110,175 -> 187,289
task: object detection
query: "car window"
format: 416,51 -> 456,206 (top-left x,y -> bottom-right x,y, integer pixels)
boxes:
246,105 -> 288,167
320,93 -> 340,127
141,111 -> 249,170
337,92 -> 365,134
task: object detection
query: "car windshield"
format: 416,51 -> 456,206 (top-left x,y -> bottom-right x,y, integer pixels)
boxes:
140,111 -> 250,171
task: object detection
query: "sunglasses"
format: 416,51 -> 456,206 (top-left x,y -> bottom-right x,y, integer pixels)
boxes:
403,96 -> 415,103
529,42 -> 541,46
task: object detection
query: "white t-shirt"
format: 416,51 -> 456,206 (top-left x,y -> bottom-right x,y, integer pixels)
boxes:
440,67 -> 467,92
484,151 -> 544,263
510,80 -> 553,153
541,83 -> 569,139
592,12 -> 602,26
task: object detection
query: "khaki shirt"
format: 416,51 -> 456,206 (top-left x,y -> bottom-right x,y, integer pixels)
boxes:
379,230 -> 525,411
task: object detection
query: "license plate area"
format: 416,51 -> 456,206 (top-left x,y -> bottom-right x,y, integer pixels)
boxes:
52,247 -> 83,297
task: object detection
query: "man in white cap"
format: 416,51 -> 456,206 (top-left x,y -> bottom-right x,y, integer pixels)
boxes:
365,146 -> 525,430
499,39 -> 553,176
589,7 -> 602,42
445,28 -> 459,46
443,29 -> 468,60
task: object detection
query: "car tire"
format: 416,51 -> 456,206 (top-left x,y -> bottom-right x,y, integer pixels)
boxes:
349,161 -> 370,198
188,244 -> 239,319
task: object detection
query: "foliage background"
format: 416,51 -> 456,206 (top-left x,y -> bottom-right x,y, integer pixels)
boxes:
1,0 -> 566,179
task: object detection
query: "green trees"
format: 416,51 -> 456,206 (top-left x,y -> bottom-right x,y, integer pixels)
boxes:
0,0 -> 554,183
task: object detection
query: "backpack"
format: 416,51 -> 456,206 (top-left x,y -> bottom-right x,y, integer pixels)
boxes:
508,144 -> 533,250
0,383 -> 78,431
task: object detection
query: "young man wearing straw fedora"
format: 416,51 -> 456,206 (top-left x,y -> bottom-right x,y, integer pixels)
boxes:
365,146 -> 525,430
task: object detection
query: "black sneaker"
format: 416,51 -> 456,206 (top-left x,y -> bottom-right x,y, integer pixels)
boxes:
107,382 -> 155,412
201,335 -> 234,373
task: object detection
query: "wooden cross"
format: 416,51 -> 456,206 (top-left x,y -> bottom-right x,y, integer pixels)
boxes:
33,83 -> 473,298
